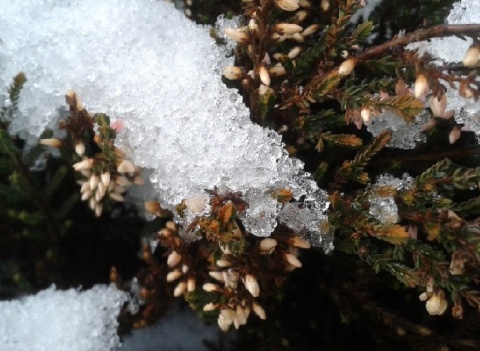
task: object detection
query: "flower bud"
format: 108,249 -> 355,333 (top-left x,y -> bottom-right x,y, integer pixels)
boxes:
259,65 -> 271,86
117,159 -> 136,173
98,171 -> 110,187
462,45 -> 480,67
269,65 -> 287,77
94,203 -> 103,217
260,238 -> 277,253
289,236 -> 311,249
321,0 -> 330,11
274,0 -> 299,11
287,46 -> 302,59
209,271 -> 225,281
285,253 -> 302,268
166,270 -> 182,282
202,283 -> 220,292
109,192 -> 124,202
216,259 -> 231,268
414,74 -> 429,99
203,302 -> 218,312
429,93 -> 447,118
449,126 -> 461,145
243,274 -> 260,297
39,138 -> 62,148
223,66 -> 243,80
73,158 -> 94,171
252,302 -> 266,320
75,142 -> 85,156
426,292 -> 448,315
275,23 -> 303,35
302,24 -> 319,37
89,174 -> 100,190
224,27 -> 249,44
173,281 -> 186,297
167,251 -> 182,268
361,107 -> 371,123
187,277 -> 196,292
338,58 -> 356,76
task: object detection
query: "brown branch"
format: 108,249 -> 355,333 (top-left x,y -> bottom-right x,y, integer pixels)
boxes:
357,24 -> 480,63
301,24 -> 480,100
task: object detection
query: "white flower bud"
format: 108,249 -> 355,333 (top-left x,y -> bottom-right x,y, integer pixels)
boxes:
361,107 -> 371,123
287,46 -> 302,59
209,271 -> 225,281
173,281 -> 186,297
298,0 -> 311,8
187,277 -> 196,292
75,142 -> 85,156
338,58 -> 356,76
248,19 -> 258,33
97,181 -> 106,197
449,126 -> 461,145
236,305 -> 247,325
109,192 -> 124,202
80,181 -> 91,193
260,238 -> 277,253
94,203 -> 103,217
117,159 -> 136,174
268,65 -> 287,77
101,172 -> 111,188
167,251 -> 182,268
89,197 -> 97,211
252,302 -> 266,320
216,259 -> 231,268
203,302 -> 218,312
414,74 -> 429,99
275,23 -> 303,35
429,94 -> 447,118
426,292 -> 448,315
73,158 -> 93,171
463,45 -> 480,67
243,274 -> 260,297
259,65 -> 271,86
419,292 -> 429,301
89,174 -> 100,190
116,176 -> 131,187
166,270 -> 182,282
302,24 -> 319,37
81,189 -> 93,201
224,27 -> 249,44
274,0 -> 299,11
223,66 -> 243,80
289,236 -> 311,249
321,0 -> 330,11
202,283 -> 220,292
285,253 -> 302,268
39,138 -> 62,148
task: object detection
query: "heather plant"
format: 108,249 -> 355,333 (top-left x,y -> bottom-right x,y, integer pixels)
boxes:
2,1 -> 480,350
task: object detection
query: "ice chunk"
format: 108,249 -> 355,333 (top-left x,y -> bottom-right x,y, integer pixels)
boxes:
406,0 -> 480,133
0,285 -> 128,351
0,0 -> 331,246
365,111 -> 428,149
367,173 -> 413,224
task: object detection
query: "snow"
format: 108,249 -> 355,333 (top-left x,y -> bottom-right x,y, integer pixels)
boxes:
406,0 -> 480,137
0,0 -> 330,248
0,285 -> 128,351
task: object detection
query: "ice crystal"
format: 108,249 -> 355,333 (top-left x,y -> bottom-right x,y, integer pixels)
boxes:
406,0 -> 480,134
0,0 -> 330,248
0,285 -> 128,351
365,111 -> 428,149
368,173 -> 413,224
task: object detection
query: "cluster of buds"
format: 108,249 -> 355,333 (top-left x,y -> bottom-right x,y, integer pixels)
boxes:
74,156 -> 143,217
153,219 -> 197,297
419,278 -> 448,316
202,234 -> 310,331
221,0 -> 320,98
